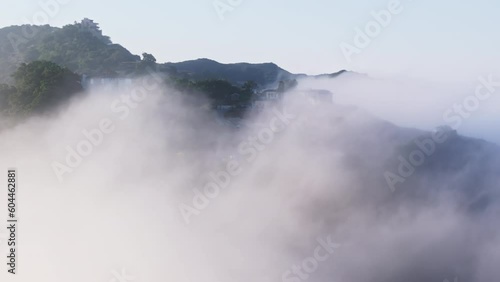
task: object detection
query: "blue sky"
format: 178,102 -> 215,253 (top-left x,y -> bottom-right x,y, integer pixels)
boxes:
1,0 -> 499,80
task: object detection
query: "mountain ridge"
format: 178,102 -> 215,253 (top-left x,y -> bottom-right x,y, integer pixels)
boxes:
0,20 -> 354,86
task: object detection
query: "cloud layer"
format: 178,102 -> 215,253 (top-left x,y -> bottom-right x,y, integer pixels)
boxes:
0,77 -> 499,282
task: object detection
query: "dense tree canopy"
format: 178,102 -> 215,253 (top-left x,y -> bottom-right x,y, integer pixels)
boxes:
168,78 -> 255,106
0,21 -> 140,83
2,61 -> 82,115
142,53 -> 157,64
0,84 -> 16,112
30,23 -> 139,75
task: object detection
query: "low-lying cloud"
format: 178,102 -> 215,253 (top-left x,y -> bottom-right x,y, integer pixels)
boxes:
0,75 -> 499,282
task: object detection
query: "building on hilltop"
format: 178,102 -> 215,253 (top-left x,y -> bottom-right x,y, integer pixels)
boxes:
80,18 -> 99,30
81,75 -> 133,90
252,89 -> 282,111
74,18 -> 111,44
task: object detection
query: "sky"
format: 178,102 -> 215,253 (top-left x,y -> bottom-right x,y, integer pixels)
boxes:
0,0 -> 499,81
2,3 -> 500,281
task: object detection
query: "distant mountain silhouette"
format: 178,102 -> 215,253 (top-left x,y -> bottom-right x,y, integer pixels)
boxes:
0,20 -> 353,86
163,58 -> 293,87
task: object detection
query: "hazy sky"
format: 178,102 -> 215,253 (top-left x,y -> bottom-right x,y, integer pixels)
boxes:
1,0 -> 499,80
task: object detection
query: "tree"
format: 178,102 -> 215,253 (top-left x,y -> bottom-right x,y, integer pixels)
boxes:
9,61 -> 82,115
277,79 -> 298,93
141,53 -> 157,64
240,80 -> 257,104
193,79 -> 241,104
242,80 -> 257,94
134,53 -> 157,74
0,84 -> 16,112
